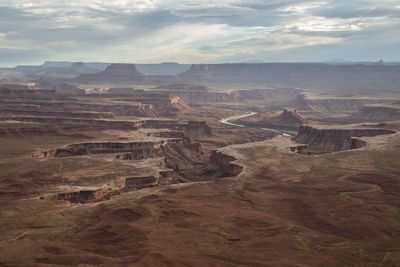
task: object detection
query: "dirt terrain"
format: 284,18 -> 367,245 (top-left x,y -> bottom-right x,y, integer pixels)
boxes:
1,63 -> 400,266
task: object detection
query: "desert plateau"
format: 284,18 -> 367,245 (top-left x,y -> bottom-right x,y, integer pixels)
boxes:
1,0 -> 400,266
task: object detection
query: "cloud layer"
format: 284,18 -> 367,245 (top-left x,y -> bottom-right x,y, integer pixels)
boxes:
0,0 -> 399,66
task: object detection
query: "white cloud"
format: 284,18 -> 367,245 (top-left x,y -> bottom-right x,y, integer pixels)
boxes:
284,17 -> 363,32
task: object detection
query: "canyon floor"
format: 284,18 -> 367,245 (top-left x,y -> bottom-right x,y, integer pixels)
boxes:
1,70 -> 400,266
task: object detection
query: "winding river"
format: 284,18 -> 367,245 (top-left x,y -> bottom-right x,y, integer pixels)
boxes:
220,112 -> 258,127
220,111 -> 291,136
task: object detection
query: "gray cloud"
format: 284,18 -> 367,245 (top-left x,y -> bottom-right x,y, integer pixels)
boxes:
0,0 -> 399,66
311,5 -> 400,19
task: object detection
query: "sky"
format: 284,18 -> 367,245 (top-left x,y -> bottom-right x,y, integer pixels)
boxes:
0,0 -> 399,66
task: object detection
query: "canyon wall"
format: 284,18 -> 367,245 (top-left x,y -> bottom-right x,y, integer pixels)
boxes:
42,139 -> 185,158
292,125 -> 396,153
209,150 -> 243,177
57,168 -> 176,203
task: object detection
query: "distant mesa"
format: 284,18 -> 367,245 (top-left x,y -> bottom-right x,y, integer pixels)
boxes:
75,64 -> 148,83
374,59 -> 385,66
100,64 -> 145,76
69,62 -> 98,74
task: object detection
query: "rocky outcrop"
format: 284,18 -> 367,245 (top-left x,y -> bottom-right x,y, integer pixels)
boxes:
57,179 -> 126,203
125,169 -> 175,189
57,170 -> 176,203
209,150 -> 243,177
292,125 -> 396,153
238,109 -> 305,130
56,165 -> 179,203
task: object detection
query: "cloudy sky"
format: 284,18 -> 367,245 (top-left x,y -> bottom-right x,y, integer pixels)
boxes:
0,0 -> 399,66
